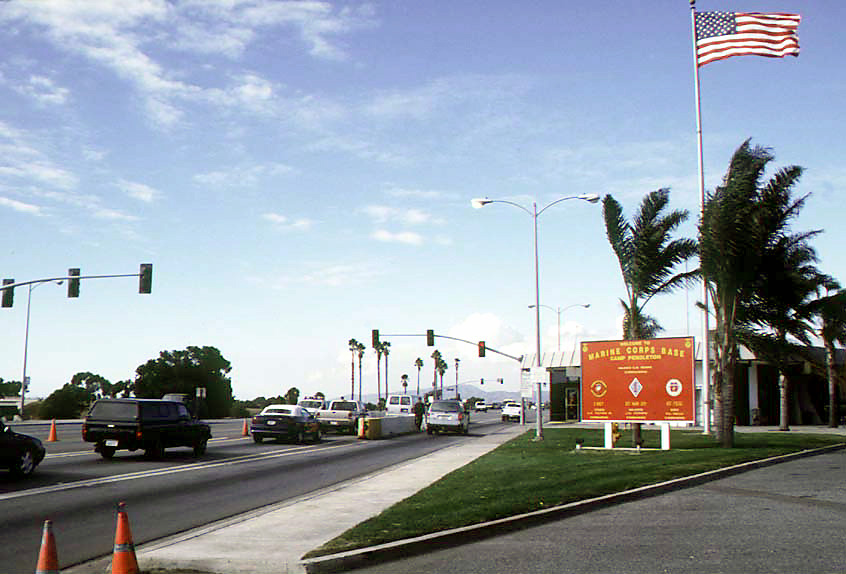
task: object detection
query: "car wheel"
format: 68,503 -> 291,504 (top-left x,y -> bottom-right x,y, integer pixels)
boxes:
193,439 -> 208,457
99,446 -> 116,460
252,435 -> 263,444
11,449 -> 37,476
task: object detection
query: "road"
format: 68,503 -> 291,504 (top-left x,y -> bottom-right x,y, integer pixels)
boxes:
1,413 -> 510,572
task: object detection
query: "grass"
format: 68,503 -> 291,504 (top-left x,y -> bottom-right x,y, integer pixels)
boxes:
305,427 -> 844,558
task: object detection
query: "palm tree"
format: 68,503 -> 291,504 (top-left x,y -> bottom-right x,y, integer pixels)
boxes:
414,357 -> 424,395
374,341 -> 384,404
436,357 -> 448,397
348,339 -> 360,398
603,188 -> 697,444
356,342 -> 366,402
700,139 -> 806,446
603,188 -> 698,339
741,232 -> 827,431
431,350 -> 441,399
381,341 -> 391,397
807,283 -> 846,427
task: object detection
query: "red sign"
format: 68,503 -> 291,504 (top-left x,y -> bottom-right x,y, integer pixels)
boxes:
580,337 -> 695,423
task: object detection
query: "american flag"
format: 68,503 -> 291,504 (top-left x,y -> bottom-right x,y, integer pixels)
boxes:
695,12 -> 801,67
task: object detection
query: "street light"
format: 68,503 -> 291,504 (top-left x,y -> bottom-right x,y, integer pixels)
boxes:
471,193 -> 599,440
20,280 -> 63,414
528,303 -> 590,353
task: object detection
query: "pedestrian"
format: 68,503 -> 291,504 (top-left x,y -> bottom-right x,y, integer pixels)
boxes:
413,398 -> 425,431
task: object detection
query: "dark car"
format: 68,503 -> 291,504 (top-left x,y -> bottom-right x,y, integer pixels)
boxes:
0,420 -> 46,477
82,398 -> 211,459
251,404 -> 321,444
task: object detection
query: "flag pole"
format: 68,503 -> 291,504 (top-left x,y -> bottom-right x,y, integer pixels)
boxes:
690,0 -> 711,434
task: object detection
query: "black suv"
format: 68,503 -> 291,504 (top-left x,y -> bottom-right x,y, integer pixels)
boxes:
82,398 -> 211,459
0,420 -> 46,476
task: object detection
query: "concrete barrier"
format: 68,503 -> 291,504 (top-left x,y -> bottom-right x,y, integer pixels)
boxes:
358,415 -> 418,439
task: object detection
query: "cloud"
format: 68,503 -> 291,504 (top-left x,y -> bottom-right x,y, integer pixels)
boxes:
371,229 -> 423,245
0,1 -> 377,127
13,75 -> 70,106
361,205 -> 435,226
262,212 -> 314,231
194,163 -> 295,188
118,179 -> 162,203
0,196 -> 43,215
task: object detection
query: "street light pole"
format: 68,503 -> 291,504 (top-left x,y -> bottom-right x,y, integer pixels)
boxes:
472,193 -> 599,440
454,358 -> 460,399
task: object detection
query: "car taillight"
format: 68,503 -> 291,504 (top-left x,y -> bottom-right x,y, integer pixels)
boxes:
136,430 -> 143,440
458,412 -> 464,420
81,423 -> 88,441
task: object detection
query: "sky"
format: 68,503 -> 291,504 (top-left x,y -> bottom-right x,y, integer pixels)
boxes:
0,1 -> 843,403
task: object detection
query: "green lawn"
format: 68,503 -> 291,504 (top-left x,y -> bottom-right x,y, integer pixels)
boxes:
305,427 -> 844,557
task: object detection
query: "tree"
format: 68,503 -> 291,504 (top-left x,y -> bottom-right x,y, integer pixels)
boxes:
356,342 -> 365,402
0,379 -> 22,398
431,350 -> 442,399
134,346 -> 233,418
414,357 -> 423,395
807,285 -> 846,427
39,382 -> 91,419
700,140 -> 806,446
436,357 -> 448,396
348,339 -> 360,398
381,341 -> 391,397
741,232 -> 828,431
374,341 -> 384,403
283,387 -> 300,405
603,189 -> 698,339
603,188 -> 697,444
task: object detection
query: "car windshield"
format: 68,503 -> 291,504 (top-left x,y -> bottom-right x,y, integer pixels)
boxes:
88,401 -> 138,420
332,401 -> 357,411
430,401 -> 462,413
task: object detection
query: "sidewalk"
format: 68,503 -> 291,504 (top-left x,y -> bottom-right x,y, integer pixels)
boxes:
66,424 -> 845,574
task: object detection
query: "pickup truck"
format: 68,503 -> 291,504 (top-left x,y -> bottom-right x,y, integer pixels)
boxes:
315,399 -> 368,434
82,398 -> 211,459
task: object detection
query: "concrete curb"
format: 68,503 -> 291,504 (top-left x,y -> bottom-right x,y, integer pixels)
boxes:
300,442 -> 846,574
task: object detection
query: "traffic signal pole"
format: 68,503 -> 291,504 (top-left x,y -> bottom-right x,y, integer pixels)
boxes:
2,265 -> 152,415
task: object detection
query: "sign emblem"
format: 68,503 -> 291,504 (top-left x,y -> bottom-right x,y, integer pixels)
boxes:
628,378 -> 643,398
665,378 -> 683,397
590,380 -> 607,398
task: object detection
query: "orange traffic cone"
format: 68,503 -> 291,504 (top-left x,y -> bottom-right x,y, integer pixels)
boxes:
35,519 -> 59,574
111,502 -> 139,574
47,420 -> 58,442
242,418 -> 249,437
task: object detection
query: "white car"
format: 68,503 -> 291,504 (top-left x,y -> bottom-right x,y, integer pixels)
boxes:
501,401 -> 522,422
425,400 -> 469,435
474,401 -> 488,412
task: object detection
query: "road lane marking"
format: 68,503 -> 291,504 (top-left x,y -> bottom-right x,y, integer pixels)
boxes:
0,441 -> 360,502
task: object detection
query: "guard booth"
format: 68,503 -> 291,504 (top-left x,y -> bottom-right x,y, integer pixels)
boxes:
548,366 -> 582,422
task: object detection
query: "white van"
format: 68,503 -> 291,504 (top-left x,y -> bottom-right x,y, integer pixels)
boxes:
385,394 -> 421,415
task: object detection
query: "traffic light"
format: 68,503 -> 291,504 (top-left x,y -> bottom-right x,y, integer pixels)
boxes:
372,329 -> 380,347
68,268 -> 80,298
478,341 -> 486,357
139,263 -> 153,294
426,329 -> 434,346
480,378 -> 484,385
1,279 -> 13,308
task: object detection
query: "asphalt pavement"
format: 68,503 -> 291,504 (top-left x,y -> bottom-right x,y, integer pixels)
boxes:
63,424 -> 846,574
